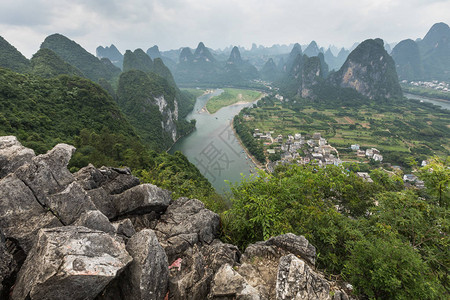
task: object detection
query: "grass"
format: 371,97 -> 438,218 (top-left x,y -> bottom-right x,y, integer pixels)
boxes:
206,88 -> 262,114
181,88 -> 206,99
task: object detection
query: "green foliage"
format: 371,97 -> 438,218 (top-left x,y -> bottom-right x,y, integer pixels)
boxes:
418,156 -> 450,207
206,88 -> 262,114
0,35 -> 30,73
223,164 -> 449,298
123,49 -> 154,74
233,114 -> 266,163
0,67 -> 135,153
40,33 -> 121,84
30,48 -> 84,78
116,70 -> 197,151
344,236 -> 441,299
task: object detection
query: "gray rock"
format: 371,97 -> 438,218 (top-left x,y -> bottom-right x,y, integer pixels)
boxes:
86,188 -> 116,219
98,166 -> 140,195
209,264 -> 260,300
243,233 -> 316,267
74,164 -> 105,190
0,136 -> 35,178
0,232 -> 16,296
11,226 -> 132,300
265,233 -> 316,266
112,219 -> 136,238
112,183 -> 172,217
122,229 -> 169,300
73,210 -> 115,233
74,165 -> 140,194
47,182 -> 97,225
35,143 -> 75,187
333,291 -> 349,300
276,254 -> 330,300
0,174 -> 62,253
168,240 -> 240,300
155,197 -> 219,261
14,144 -> 76,207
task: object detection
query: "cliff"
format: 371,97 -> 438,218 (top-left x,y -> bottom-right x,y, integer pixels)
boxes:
330,38 -> 402,99
0,137 -> 352,299
116,70 -> 181,150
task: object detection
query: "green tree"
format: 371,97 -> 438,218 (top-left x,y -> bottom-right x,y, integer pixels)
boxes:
418,156 -> 450,208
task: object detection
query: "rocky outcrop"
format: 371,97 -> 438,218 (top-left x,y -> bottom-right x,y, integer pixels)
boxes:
276,254 -> 330,300
11,226 -> 132,300
121,229 -> 169,300
330,38 -> 402,99
0,137 -> 352,299
154,197 -> 219,261
0,136 -> 34,178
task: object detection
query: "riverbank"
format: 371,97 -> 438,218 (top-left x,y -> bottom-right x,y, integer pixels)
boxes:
230,118 -> 266,170
206,88 -> 263,114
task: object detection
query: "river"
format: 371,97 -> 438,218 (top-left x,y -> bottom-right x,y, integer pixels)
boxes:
405,93 -> 450,110
169,89 -> 258,193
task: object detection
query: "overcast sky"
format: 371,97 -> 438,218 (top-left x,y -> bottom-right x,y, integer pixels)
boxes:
1,0 -> 449,58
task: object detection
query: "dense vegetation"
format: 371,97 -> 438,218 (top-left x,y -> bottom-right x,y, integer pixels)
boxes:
0,67 -> 135,153
233,114 -> 266,164
0,35 -> 30,73
222,159 -> 449,299
0,66 -> 218,208
40,34 -> 121,84
206,88 -> 262,114
30,48 -> 84,78
116,70 -> 195,151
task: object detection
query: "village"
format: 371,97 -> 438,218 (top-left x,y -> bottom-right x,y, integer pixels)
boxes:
252,128 -> 391,176
402,79 -> 450,92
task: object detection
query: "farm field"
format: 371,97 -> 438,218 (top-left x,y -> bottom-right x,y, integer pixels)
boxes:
240,96 -> 450,166
206,88 -> 263,114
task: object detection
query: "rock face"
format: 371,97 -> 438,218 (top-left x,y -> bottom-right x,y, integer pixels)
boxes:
11,226 -> 132,300
277,254 -> 330,300
154,197 -> 220,262
0,136 -> 35,178
121,229 -> 169,300
330,38 -> 402,99
0,137 -> 352,299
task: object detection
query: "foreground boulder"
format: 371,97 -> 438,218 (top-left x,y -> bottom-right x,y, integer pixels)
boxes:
155,197 -> 220,262
276,254 -> 330,300
0,137 -> 352,299
0,136 -> 35,179
0,174 -> 62,253
11,226 -> 132,300
121,229 -> 169,300
207,234 -> 347,300
0,233 -> 15,297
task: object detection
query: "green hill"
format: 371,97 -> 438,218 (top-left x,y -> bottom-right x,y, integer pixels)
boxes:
40,33 -> 121,83
330,38 -> 402,100
0,66 -> 217,205
391,39 -> 423,81
0,35 -> 30,73
419,22 -> 450,81
30,48 -> 84,78
117,70 -> 195,151
0,67 -> 135,153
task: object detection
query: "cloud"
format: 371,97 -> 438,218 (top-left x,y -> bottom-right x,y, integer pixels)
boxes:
0,0 -> 448,58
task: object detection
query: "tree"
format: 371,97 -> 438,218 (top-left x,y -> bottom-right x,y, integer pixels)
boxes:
418,156 -> 450,208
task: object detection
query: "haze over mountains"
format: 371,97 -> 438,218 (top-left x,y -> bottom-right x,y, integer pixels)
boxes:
93,22 -> 449,88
